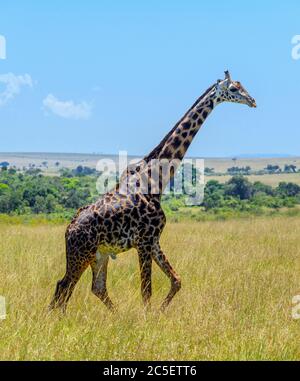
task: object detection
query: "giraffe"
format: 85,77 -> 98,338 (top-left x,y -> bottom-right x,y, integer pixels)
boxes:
49,71 -> 256,313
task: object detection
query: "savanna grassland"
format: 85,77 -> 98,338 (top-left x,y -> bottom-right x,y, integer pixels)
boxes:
0,216 -> 299,360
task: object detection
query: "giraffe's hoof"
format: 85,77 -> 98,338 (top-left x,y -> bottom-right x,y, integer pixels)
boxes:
159,301 -> 170,313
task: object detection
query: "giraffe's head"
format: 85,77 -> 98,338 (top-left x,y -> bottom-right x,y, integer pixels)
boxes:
215,71 -> 257,108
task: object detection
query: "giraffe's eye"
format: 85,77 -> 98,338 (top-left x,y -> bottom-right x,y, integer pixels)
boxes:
230,87 -> 238,93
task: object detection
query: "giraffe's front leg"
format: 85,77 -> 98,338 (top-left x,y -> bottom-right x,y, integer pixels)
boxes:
151,242 -> 181,312
91,252 -> 115,312
137,248 -> 152,308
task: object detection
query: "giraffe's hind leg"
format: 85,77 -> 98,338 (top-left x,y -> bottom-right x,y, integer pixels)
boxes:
49,253 -> 90,313
137,247 -> 152,308
91,252 -> 115,312
152,242 -> 181,312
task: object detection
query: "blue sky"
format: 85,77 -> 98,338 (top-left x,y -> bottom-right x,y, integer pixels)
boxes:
0,0 -> 299,157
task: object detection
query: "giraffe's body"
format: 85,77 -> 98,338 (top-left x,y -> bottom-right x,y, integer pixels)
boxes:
49,71 -> 256,312
67,192 -> 166,259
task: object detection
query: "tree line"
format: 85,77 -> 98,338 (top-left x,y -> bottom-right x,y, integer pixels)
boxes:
204,163 -> 299,176
1,167 -> 300,216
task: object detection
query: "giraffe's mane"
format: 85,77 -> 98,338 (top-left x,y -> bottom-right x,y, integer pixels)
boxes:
143,82 -> 217,162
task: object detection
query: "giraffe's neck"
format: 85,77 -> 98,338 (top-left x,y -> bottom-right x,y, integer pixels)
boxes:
144,83 -> 219,163
117,83 -> 221,198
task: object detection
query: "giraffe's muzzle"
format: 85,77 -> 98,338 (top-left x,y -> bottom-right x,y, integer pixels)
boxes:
247,97 -> 257,108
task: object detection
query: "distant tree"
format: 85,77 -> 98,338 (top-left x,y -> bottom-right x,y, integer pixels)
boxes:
75,165 -> 83,175
264,164 -> 281,174
284,164 -> 297,173
25,168 -> 42,175
72,166 -> 96,176
276,182 -> 300,197
202,180 -> 224,209
227,167 -> 237,174
59,168 -> 73,178
204,167 -> 215,174
45,194 -> 57,213
8,168 -> 17,175
244,166 -> 251,174
32,196 -> 47,214
64,188 -> 91,209
252,181 -> 274,196
224,176 -> 253,200
0,183 -> 9,195
0,190 -> 10,213
227,166 -> 251,175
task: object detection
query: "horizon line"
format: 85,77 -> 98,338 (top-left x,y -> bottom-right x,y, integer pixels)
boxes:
0,151 -> 299,160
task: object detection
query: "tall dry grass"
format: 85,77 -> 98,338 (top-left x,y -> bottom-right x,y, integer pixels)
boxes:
0,216 -> 299,360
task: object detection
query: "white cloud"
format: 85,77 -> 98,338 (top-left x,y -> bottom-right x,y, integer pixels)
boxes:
0,73 -> 33,106
43,94 -> 92,120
